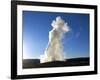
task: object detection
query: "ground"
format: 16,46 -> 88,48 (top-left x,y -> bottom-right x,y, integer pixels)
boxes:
23,57 -> 89,69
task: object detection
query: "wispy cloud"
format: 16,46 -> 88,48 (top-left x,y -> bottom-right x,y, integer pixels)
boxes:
75,32 -> 80,38
75,26 -> 82,38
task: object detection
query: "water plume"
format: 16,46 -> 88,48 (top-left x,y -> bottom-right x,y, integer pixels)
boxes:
40,16 -> 70,63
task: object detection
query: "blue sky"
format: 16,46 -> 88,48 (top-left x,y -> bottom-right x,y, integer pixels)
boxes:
22,11 -> 89,59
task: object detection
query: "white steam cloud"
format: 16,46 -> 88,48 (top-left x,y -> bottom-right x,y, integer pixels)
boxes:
40,16 -> 70,63
51,16 -> 70,33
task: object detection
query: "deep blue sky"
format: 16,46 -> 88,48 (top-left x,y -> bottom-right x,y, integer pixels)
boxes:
22,11 -> 89,59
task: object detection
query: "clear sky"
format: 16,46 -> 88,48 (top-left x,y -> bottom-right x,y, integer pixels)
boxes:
22,11 -> 89,59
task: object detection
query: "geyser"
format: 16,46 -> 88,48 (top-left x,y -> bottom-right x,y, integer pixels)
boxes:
40,16 -> 70,63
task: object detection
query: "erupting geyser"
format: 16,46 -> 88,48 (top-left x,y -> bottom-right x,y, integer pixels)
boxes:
40,16 -> 70,63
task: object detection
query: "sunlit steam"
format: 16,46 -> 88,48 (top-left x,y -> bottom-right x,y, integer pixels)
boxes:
40,16 -> 70,63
